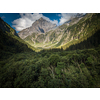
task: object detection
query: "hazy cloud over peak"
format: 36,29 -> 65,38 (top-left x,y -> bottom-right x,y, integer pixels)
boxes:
58,13 -> 77,25
12,13 -> 58,31
12,13 -> 85,31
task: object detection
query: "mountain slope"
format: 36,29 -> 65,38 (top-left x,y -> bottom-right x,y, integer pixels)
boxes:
0,17 -> 19,37
0,18 -> 36,59
60,13 -> 100,50
16,13 -> 100,52
0,14 -> 100,88
18,17 -> 57,39
21,13 -> 97,50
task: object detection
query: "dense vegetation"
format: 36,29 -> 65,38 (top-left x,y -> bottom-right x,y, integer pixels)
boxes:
0,29 -> 36,59
0,14 -> 100,88
0,46 -> 100,87
65,29 -> 100,51
0,17 -> 18,36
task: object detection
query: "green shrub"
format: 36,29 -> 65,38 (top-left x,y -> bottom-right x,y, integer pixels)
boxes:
49,54 -> 60,67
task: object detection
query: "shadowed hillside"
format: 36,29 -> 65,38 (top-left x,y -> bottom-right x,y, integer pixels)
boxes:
0,18 -> 36,59
0,14 -> 100,88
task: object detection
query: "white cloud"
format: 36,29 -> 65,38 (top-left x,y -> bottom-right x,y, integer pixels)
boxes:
12,13 -> 58,31
58,13 -> 77,25
42,16 -> 58,25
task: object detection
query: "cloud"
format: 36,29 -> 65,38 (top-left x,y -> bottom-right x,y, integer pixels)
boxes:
57,14 -> 62,17
42,16 -> 58,25
58,13 -> 77,25
12,13 -> 58,31
1,16 -> 5,19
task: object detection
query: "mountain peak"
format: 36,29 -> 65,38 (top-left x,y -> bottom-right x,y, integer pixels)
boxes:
34,17 -> 47,24
39,17 -> 44,20
18,17 -> 57,39
36,17 -> 46,22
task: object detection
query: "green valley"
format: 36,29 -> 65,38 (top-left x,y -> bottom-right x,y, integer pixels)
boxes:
0,13 -> 100,88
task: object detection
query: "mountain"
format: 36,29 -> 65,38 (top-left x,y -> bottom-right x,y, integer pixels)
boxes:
6,13 -> 100,51
0,18 -> 35,59
0,14 -> 100,88
60,13 -> 100,50
0,17 -> 19,37
20,13 -> 100,50
18,17 -> 57,39
64,13 -> 86,26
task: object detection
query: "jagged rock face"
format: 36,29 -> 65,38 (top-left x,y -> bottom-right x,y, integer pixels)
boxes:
18,28 -> 30,39
18,17 -> 57,39
25,15 -> 84,45
30,17 -> 57,33
19,13 -> 98,50
23,13 -> 98,49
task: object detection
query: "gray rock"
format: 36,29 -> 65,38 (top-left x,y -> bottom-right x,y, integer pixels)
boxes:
18,17 -> 57,39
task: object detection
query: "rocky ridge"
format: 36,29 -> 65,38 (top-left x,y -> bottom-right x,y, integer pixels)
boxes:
18,17 -> 57,39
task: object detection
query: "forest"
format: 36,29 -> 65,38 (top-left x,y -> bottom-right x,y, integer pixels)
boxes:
0,14 -> 100,88
0,42 -> 100,87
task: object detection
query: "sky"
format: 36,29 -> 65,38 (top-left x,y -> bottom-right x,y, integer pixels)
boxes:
0,13 -> 78,32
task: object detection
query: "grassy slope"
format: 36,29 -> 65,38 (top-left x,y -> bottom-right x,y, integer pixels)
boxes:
59,13 -> 100,50
0,29 -> 36,59
0,18 -> 36,59
0,14 -> 100,88
0,17 -> 18,36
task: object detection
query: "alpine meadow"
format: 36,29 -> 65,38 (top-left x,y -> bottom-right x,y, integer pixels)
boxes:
0,13 -> 100,88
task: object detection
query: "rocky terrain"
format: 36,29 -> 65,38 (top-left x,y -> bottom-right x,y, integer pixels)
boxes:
18,13 -> 100,51
19,13 -> 88,49
18,17 -> 57,39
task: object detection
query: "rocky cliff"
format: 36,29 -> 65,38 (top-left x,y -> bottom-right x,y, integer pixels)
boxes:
18,17 -> 57,39
18,13 -> 100,50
